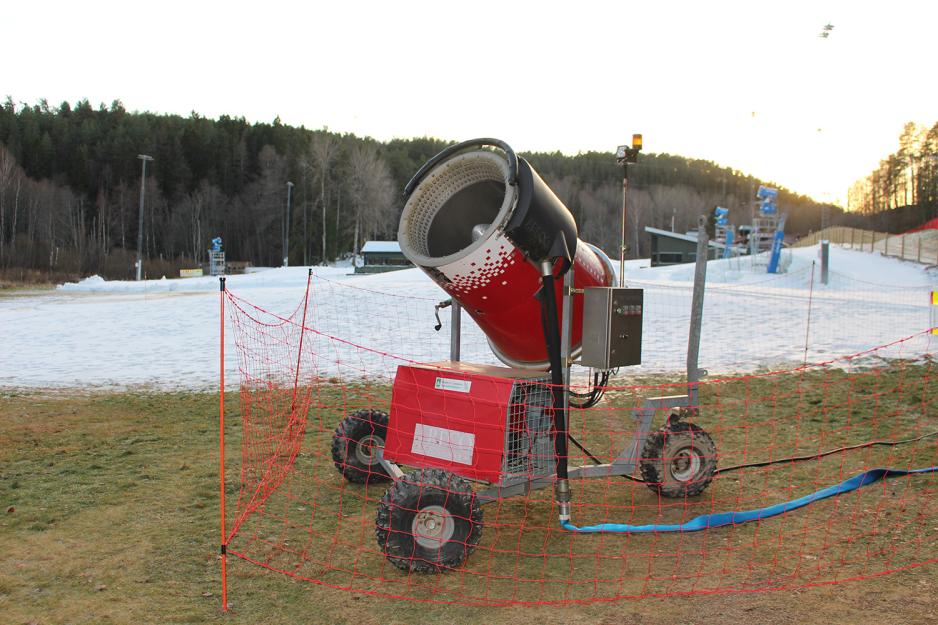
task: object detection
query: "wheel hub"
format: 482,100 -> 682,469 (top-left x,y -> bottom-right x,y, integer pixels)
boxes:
412,505 -> 455,549
355,434 -> 384,466
670,446 -> 702,482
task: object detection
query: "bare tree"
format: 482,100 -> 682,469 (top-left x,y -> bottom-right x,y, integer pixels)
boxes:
307,132 -> 338,264
7,171 -> 23,267
577,183 -> 619,255
627,188 -> 655,258
898,122 -> 926,206
174,181 -> 225,263
0,144 -> 18,263
345,143 -> 396,260
647,184 -> 703,232
242,145 -> 287,265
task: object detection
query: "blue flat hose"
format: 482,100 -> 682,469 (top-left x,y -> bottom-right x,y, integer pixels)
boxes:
560,466 -> 938,533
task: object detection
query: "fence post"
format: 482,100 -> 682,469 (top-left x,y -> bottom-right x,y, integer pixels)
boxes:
919,238 -> 922,263
901,234 -> 906,259
803,261 -> 816,365
218,277 -> 229,613
289,269 -> 314,413
687,215 -> 709,401
820,240 -> 829,285
850,228 -> 855,249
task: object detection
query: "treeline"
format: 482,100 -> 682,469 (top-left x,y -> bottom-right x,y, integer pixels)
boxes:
847,121 -> 938,215
522,151 -> 837,258
0,98 -> 833,280
839,203 -> 936,234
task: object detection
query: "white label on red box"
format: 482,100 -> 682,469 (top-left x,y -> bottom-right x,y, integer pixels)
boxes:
434,377 -> 472,393
411,423 -> 475,465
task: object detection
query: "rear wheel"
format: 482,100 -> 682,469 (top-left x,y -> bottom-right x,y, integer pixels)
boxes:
640,421 -> 717,498
375,468 -> 483,573
331,409 -> 391,483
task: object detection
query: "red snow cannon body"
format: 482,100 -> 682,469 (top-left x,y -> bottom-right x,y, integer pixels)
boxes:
397,139 -> 615,369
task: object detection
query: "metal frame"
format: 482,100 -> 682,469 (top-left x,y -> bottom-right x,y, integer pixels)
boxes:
379,231 -> 709,506
475,393 -> 690,503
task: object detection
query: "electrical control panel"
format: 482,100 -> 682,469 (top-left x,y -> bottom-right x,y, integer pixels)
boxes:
580,287 -> 643,369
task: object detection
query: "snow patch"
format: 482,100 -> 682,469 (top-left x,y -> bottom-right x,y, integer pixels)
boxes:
2,245 -> 935,390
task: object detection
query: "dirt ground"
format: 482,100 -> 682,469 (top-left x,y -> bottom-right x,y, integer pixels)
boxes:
1,390 -> 936,625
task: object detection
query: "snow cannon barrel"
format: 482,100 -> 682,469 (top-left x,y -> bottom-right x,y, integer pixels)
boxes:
398,138 -> 616,369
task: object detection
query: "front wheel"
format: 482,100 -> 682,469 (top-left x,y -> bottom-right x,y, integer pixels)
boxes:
331,409 -> 391,483
375,468 -> 483,573
639,421 -> 717,498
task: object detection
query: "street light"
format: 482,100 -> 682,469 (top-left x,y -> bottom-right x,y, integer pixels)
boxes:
283,181 -> 294,267
615,134 -> 642,286
135,154 -> 153,281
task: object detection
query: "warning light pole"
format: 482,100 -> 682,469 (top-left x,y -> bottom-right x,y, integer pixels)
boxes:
135,154 -> 154,281
283,181 -> 294,267
616,134 -> 642,286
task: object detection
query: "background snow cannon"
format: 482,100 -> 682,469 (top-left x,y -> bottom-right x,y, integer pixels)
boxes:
398,138 -> 616,369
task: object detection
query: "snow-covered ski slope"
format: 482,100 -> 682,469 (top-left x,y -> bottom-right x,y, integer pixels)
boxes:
0,245 -> 935,390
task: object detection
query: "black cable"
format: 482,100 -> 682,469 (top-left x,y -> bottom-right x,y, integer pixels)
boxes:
713,429 -> 938,476
567,433 -> 602,464
569,370 -> 610,410
567,429 -> 938,483
568,370 -> 602,397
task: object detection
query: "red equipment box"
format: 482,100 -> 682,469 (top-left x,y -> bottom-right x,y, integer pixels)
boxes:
384,362 -> 553,485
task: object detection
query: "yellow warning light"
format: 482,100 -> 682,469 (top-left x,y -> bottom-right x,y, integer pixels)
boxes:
632,134 -> 643,150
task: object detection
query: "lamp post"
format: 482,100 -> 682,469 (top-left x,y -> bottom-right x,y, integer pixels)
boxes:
135,154 -> 153,281
284,181 -> 294,267
615,134 -> 642,286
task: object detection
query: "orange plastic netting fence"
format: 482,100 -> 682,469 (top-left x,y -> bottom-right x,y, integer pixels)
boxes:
219,273 -> 938,607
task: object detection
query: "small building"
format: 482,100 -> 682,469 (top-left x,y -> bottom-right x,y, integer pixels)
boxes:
355,241 -> 412,274
645,227 -> 725,267
226,260 -> 253,275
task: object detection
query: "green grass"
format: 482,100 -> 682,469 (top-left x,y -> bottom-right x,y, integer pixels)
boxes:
1,362 -> 936,624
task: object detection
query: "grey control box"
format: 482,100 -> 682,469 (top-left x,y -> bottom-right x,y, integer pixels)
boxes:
580,287 -> 643,369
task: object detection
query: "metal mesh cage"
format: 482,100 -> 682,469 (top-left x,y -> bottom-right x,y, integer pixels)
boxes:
501,379 -> 554,486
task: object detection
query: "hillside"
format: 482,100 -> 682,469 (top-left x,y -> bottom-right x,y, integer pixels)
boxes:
0,98 -> 835,279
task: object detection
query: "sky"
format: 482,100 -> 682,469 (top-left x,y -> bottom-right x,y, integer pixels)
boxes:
5,0 -> 936,206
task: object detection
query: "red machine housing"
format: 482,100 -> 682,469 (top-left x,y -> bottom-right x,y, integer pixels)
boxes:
397,144 -> 616,369
383,362 -> 553,485
434,242 -> 612,368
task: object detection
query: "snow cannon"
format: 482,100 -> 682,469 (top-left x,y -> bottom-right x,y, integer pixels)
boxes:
757,185 -> 779,215
756,185 -> 778,201
398,138 -> 616,369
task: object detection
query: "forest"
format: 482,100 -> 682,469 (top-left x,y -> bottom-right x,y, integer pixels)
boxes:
847,121 -> 938,216
0,98 -> 838,280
